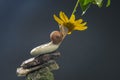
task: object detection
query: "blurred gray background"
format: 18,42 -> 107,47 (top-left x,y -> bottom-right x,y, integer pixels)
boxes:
0,0 -> 120,80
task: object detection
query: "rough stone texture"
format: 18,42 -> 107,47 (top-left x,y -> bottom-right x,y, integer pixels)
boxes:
26,68 -> 54,80
26,61 -> 59,80
21,51 -> 60,69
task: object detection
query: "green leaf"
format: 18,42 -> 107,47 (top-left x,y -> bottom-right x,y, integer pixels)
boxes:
83,0 -> 93,5
79,0 -> 92,15
94,0 -> 103,7
106,0 -> 111,7
79,0 -> 111,15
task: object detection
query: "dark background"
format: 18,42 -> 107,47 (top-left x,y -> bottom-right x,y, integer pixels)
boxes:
0,0 -> 120,80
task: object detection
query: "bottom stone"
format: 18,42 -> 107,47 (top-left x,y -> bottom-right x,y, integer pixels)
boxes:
26,68 -> 54,80
26,60 -> 59,80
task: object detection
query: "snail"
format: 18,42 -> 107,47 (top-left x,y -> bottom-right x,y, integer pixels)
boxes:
30,25 -> 68,56
30,31 -> 63,56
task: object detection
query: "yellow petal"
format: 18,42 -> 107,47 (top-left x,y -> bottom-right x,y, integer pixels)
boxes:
53,14 -> 63,25
75,19 -> 83,24
67,31 -> 72,34
69,14 -> 75,23
59,11 -> 69,22
81,22 -> 87,26
74,26 -> 87,30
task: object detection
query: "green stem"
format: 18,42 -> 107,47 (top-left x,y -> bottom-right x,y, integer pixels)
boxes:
71,0 -> 80,15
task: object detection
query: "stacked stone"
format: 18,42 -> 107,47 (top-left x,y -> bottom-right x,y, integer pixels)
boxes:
17,51 -> 60,80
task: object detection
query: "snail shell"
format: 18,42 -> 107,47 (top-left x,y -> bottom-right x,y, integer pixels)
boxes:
50,31 -> 63,44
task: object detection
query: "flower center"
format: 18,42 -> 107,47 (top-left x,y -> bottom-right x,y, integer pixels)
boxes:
64,22 -> 74,32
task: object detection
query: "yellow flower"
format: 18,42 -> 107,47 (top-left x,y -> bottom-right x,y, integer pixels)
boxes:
53,11 -> 87,34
